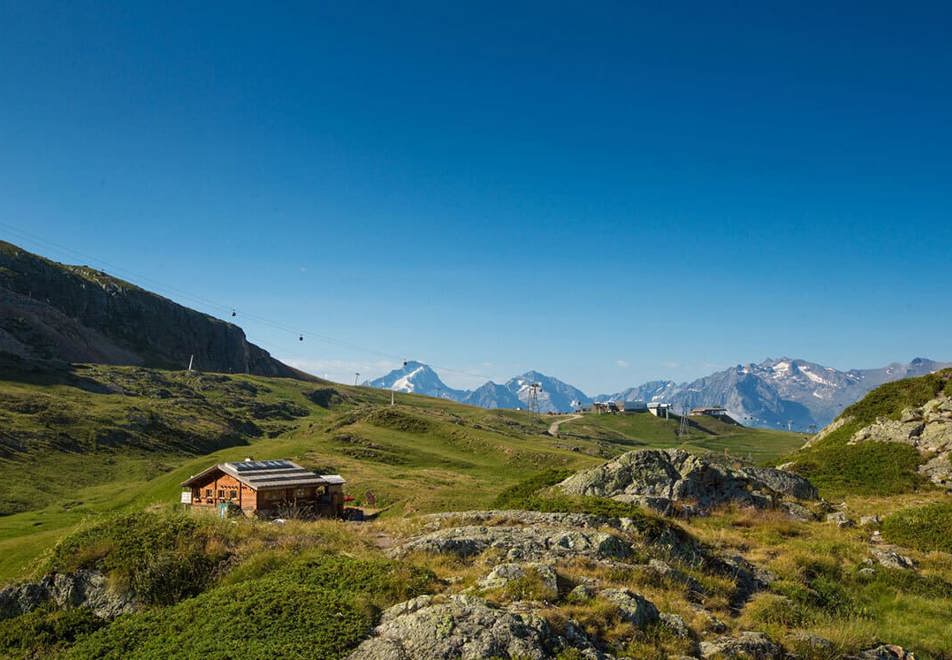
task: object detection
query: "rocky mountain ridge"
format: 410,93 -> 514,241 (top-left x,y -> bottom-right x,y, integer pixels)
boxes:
0,241 -> 307,379
367,356 -> 950,427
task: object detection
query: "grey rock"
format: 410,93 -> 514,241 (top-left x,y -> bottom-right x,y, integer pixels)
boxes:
870,548 -> 916,571
826,511 -> 855,528
0,570 -> 134,621
597,588 -> 660,627
659,612 -> 693,639
347,594 -> 606,660
557,449 -> 817,517
860,515 -> 882,527
700,631 -> 784,659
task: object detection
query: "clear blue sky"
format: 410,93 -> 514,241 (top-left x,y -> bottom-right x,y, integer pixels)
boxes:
1,2 -> 950,393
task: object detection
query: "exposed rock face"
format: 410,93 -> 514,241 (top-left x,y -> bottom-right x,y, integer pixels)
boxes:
847,393 -> 952,488
347,594 -> 605,660
0,241 -> 307,378
699,631 -> 785,659
0,570 -> 134,620
397,510 -> 711,566
556,449 -> 818,517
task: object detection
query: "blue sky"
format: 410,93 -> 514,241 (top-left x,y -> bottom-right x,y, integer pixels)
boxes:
1,1 -> 950,392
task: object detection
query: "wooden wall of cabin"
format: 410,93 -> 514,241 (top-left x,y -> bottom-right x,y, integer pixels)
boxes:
189,474 -> 257,513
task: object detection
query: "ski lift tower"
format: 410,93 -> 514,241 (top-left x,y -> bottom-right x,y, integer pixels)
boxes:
527,382 -> 542,415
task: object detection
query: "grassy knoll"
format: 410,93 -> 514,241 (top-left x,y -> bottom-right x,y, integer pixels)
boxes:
558,411 -> 804,464
783,369 -> 952,500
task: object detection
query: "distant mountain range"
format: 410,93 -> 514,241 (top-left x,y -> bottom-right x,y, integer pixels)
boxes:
366,357 -> 951,430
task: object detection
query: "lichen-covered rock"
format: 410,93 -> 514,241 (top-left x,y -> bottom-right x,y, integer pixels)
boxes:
391,524 -> 632,562
0,570 -> 134,621
659,612 -> 693,639
870,548 -> 916,571
347,594 -> 605,660
477,563 -> 558,599
700,631 -> 784,659
597,588 -> 660,627
826,511 -> 855,528
557,449 -> 817,517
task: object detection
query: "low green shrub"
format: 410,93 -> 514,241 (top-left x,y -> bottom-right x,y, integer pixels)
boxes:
0,606 -> 106,659
46,511 -> 230,605
65,552 -> 435,659
789,442 -> 926,499
881,502 -> 952,554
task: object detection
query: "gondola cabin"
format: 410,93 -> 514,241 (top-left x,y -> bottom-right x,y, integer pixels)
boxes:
180,459 -> 346,518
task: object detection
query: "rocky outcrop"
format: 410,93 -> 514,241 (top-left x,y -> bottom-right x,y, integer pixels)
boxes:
347,594 -> 606,660
556,449 -> 818,517
398,510 -> 711,566
0,570 -> 134,620
0,241 -> 308,378
392,524 -> 632,562
846,392 -> 952,488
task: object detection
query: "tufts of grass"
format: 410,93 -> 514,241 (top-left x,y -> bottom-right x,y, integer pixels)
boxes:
881,502 -> 952,554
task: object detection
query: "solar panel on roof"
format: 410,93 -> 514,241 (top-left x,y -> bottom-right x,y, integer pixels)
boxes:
231,460 -> 295,472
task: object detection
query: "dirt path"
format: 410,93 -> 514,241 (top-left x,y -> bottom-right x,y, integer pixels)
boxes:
547,414 -> 582,437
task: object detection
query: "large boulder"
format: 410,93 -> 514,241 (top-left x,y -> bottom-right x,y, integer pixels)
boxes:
557,449 -> 818,517
347,594 -> 605,659
597,588 -> 660,627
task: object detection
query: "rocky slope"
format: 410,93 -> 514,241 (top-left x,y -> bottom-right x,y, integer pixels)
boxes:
806,369 -> 952,489
0,241 -> 306,378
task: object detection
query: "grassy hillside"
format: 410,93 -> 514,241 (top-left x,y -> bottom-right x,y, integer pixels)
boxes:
1,366 -> 950,657
785,368 -> 952,499
0,364 -> 802,582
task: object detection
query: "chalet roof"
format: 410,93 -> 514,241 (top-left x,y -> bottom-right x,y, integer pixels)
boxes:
180,459 -> 346,490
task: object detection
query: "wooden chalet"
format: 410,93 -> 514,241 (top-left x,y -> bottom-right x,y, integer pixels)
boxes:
180,459 -> 346,518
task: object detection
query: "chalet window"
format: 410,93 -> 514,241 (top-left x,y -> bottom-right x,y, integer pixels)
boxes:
204,489 -> 212,497
218,489 -> 225,498
229,490 -> 238,500
294,488 -> 310,498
